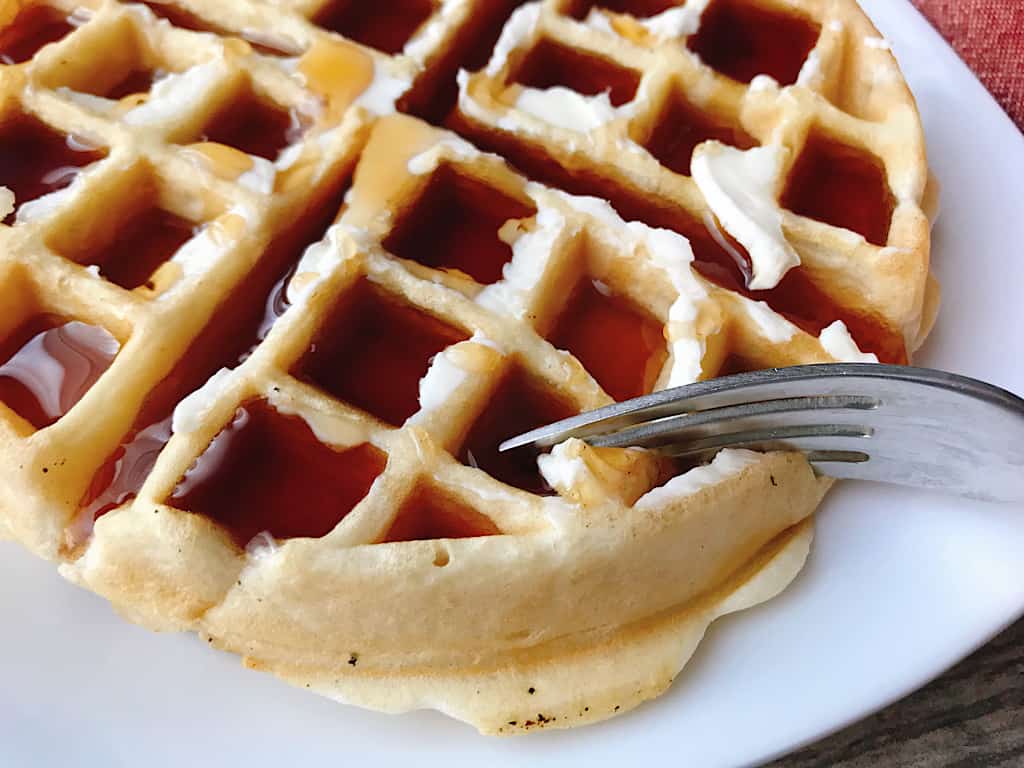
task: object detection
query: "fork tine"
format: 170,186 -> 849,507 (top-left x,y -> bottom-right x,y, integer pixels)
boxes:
499,363 -> 1024,453
587,395 -> 879,449
499,366 -> 847,451
652,425 -> 874,460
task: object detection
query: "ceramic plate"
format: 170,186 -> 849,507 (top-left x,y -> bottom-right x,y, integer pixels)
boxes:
2,1 -> 1023,765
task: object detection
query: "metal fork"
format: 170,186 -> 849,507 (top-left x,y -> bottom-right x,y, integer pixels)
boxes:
500,364 -> 1024,503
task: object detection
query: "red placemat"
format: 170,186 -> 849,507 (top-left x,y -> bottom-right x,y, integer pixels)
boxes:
910,0 -> 1024,130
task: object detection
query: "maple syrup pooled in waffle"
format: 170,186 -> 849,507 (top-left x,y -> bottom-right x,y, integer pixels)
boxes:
0,0 -> 936,735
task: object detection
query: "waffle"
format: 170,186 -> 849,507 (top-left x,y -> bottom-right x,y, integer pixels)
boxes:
0,0 -> 933,735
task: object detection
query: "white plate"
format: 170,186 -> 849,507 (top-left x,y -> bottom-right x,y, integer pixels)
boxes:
3,2 -> 1023,766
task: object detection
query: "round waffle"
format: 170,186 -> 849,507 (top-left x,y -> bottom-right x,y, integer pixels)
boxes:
0,0 -> 933,734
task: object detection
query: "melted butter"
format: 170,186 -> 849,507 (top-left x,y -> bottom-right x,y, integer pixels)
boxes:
609,15 -> 651,44
274,152 -> 316,195
208,211 -> 248,246
298,38 -> 375,122
221,37 -> 252,59
184,141 -> 254,181
448,341 -> 502,374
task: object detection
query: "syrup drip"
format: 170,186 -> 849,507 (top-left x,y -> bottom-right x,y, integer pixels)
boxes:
549,279 -> 667,401
399,0 -> 532,123
459,368 -> 576,494
780,132 -> 895,247
687,0 -> 820,86
293,281 -> 468,427
0,315 -> 119,430
512,38 -> 640,107
169,400 -> 387,547
0,4 -> 75,65
312,0 -> 435,55
381,484 -> 501,542
89,207 -> 197,290
78,174 -> 352,527
0,115 -> 105,225
569,0 -> 681,20
383,165 -> 536,284
643,92 -> 756,176
194,88 -> 304,161
444,121 -> 907,363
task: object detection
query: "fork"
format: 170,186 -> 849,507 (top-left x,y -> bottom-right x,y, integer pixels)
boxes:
500,364 -> 1024,503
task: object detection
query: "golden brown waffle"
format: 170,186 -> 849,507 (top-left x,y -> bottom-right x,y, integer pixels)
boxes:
0,0 -> 931,734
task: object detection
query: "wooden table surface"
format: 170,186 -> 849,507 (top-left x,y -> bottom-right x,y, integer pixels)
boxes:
770,618 -> 1024,767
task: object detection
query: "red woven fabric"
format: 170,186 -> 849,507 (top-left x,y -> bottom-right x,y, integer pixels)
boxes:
910,0 -> 1024,129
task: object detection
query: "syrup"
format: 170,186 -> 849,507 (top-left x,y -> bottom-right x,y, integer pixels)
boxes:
643,91 -> 756,176
687,0 -> 820,86
0,315 -> 119,430
102,68 -> 160,100
512,38 -> 640,107
192,88 -> 302,161
0,4 -> 75,65
399,0 -> 530,123
79,174 -> 352,524
293,281 -> 468,427
0,115 -> 105,225
381,484 -> 500,542
459,367 -> 576,494
569,0 -> 681,20
80,415 -> 173,522
549,278 -> 666,401
697,216 -> 907,363
383,165 -> 536,284
312,0 -> 435,55
443,122 -> 907,363
169,400 -> 387,547
82,206 -> 197,290
780,132 -> 895,247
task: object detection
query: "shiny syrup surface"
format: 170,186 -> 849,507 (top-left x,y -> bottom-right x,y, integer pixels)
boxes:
169,400 -> 387,547
194,89 -> 302,161
459,368 -> 576,494
0,4 -> 74,65
512,37 -> 640,106
384,166 -> 536,284
643,91 -> 756,176
0,116 -> 105,225
687,0 -> 820,86
92,207 -> 197,290
382,484 -> 500,542
569,0 -> 681,19
549,279 -> 667,401
79,175 -> 353,525
0,315 -> 119,430
781,132 -> 895,247
445,123 -> 907,363
294,281 -> 468,427
312,0 -> 435,55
